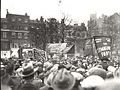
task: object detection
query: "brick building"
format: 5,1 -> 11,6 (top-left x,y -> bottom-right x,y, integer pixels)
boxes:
1,10 -> 31,51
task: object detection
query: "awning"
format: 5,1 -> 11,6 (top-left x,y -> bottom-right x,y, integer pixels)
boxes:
62,45 -> 74,54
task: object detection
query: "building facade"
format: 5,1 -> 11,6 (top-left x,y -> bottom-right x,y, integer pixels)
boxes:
1,11 -> 31,51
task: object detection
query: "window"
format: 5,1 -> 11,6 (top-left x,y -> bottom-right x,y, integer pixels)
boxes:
20,26 -> 23,30
18,26 -> 22,30
3,24 -> 7,29
18,18 -> 22,21
1,42 -> 9,50
18,33 -> 22,38
12,32 -> 16,38
24,19 -> 28,23
24,33 -> 28,39
3,32 -> 7,38
10,43 -> 18,48
24,26 -> 28,30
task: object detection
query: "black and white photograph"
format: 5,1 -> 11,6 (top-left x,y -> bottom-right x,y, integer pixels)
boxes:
1,0 -> 120,90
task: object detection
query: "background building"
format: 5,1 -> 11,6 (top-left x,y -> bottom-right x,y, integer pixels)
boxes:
1,10 -> 32,58
64,23 -> 87,57
88,13 -> 120,59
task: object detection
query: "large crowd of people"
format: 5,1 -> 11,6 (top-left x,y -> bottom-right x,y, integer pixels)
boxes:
1,55 -> 120,90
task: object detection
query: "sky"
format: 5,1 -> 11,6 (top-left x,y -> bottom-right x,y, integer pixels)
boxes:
1,0 -> 120,25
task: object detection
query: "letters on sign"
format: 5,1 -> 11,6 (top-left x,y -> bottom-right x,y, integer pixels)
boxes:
94,36 -> 112,59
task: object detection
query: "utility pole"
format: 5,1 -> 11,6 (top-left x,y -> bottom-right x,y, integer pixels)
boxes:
61,18 -> 65,43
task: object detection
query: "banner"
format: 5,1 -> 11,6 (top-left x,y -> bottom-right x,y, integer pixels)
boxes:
33,48 -> 47,62
47,43 -> 67,54
94,36 -> 112,60
1,51 -> 10,59
11,48 -> 19,58
22,48 -> 46,62
22,49 -> 34,59
84,38 -> 93,56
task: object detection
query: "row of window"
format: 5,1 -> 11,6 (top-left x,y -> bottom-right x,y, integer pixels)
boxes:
2,24 -> 29,30
1,42 -> 31,50
66,31 -> 86,39
10,43 -> 31,48
11,18 -> 29,23
10,25 -> 28,30
11,32 -> 28,39
1,32 -> 28,39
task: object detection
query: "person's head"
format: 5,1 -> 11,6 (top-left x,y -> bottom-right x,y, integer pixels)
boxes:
1,73 -> 10,85
96,78 -> 120,90
19,83 -> 39,90
1,64 -> 6,77
6,62 -> 14,75
21,63 -> 38,81
106,72 -> 114,79
101,57 -> 110,61
51,68 -> 76,90
86,67 -> 107,79
113,67 -> 120,78
81,75 -> 104,90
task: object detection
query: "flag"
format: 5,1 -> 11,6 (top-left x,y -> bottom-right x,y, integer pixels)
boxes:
94,36 -> 112,60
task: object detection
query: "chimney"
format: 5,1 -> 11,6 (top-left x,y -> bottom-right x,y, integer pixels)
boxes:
25,13 -> 27,16
6,9 -> 9,14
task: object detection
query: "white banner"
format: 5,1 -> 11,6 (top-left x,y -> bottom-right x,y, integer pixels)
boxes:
10,48 -> 19,58
47,43 -> 67,53
1,51 -> 10,58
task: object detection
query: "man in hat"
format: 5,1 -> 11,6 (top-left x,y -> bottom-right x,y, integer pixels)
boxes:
20,63 -> 44,89
100,57 -> 110,71
40,68 -> 76,90
96,78 -> 120,90
51,68 -> 82,90
81,75 -> 104,90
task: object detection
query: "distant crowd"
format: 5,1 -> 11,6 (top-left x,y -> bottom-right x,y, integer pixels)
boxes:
1,55 -> 120,90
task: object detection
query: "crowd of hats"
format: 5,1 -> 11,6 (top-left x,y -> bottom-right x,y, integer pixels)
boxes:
1,57 -> 120,90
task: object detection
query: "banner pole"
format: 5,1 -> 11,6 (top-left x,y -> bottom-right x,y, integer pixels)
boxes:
91,37 -> 94,61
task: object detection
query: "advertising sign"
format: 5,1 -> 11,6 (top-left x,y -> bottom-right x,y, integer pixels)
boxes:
94,36 -> 112,60
47,43 -> 67,54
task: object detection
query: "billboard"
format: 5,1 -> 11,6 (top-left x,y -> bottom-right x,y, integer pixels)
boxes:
47,43 -> 67,54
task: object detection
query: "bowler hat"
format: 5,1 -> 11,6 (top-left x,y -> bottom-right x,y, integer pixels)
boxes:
21,63 -> 38,77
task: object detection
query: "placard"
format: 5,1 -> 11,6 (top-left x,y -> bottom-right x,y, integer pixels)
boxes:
84,38 -> 93,56
94,36 -> 112,60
